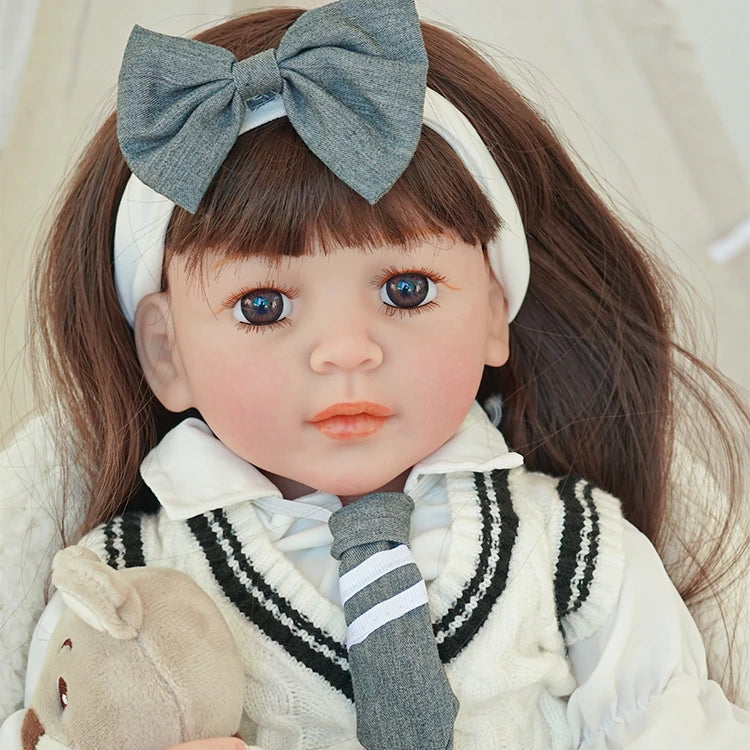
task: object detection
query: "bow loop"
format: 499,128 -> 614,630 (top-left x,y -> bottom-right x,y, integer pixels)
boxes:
117,0 -> 428,212
118,25 -> 245,212
233,49 -> 283,104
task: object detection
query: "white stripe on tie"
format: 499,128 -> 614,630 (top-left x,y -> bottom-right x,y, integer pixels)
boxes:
339,544 -> 414,605
345,580 -> 429,649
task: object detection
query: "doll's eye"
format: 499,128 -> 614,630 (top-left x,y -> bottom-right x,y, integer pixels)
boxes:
232,289 -> 292,326
380,273 -> 437,309
58,676 -> 68,710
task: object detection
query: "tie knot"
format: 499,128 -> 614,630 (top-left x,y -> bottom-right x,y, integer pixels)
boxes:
329,492 -> 414,560
232,49 -> 283,105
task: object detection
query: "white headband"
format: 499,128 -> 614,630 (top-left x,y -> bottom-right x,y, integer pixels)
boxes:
113,88 -> 529,326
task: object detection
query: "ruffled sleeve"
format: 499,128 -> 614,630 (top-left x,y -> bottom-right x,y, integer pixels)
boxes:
566,522 -> 750,748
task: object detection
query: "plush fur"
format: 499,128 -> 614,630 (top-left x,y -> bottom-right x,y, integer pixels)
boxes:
21,546 -> 244,750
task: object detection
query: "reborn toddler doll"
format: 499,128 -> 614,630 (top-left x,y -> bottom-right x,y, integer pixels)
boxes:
2,0 -> 750,748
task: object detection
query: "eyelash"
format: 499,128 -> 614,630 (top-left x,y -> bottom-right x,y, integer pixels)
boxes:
373,266 -> 445,318
222,283 -> 298,334
372,265 -> 446,289
235,318 -> 293,335
381,301 -> 438,318
372,266 -> 445,318
223,266 -> 446,332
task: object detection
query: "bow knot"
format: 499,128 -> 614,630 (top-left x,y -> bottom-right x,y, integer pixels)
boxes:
117,0 -> 428,213
233,49 -> 283,104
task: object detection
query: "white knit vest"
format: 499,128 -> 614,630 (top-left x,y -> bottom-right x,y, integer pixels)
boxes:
82,467 -> 624,749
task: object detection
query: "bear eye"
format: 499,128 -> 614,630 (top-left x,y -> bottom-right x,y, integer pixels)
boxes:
61,638 -> 72,650
58,676 -> 68,710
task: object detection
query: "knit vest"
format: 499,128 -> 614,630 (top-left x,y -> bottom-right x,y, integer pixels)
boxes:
82,468 -> 624,749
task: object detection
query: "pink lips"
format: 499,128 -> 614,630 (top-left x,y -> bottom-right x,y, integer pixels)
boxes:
310,401 -> 391,440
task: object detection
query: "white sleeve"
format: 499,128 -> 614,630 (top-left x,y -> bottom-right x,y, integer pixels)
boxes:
0,417 -> 64,719
566,522 -> 750,749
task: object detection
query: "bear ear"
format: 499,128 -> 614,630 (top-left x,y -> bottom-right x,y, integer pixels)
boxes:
51,547 -> 143,639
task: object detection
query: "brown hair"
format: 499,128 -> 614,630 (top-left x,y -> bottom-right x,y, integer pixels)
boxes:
31,7 -> 749,692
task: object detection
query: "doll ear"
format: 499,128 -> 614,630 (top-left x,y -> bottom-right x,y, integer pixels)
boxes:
484,258 -> 510,367
134,292 -> 195,412
51,546 -> 143,639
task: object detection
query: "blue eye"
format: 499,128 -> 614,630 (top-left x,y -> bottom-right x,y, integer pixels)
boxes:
380,273 -> 437,308
233,289 -> 292,325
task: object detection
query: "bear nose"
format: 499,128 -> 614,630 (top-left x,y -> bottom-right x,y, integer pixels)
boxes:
21,708 -> 45,750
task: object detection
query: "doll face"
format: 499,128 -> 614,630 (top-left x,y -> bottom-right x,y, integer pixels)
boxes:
145,235 -> 508,501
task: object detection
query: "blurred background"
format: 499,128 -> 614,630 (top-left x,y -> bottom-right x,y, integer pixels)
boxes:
1,0 -> 749,444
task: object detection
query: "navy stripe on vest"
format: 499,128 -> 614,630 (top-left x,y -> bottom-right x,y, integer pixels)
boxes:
121,513 -> 146,568
102,513 -> 145,569
434,469 -> 519,662
103,517 -> 118,568
554,475 -> 600,619
187,509 -> 355,700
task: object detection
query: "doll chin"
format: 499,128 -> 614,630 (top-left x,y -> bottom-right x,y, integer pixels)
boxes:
264,463 -> 410,501
326,470 -> 411,503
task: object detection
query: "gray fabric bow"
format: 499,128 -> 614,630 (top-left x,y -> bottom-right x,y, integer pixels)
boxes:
117,0 -> 428,212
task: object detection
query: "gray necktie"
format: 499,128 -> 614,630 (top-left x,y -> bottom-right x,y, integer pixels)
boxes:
329,492 -> 458,749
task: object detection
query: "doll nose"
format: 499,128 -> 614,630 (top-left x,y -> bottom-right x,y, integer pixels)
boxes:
309,319 -> 384,374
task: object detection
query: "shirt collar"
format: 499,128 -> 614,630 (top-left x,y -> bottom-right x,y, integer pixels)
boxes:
142,401 -> 523,521
403,401 -> 523,494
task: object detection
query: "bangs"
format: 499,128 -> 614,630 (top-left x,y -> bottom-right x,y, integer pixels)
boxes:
164,118 -> 500,275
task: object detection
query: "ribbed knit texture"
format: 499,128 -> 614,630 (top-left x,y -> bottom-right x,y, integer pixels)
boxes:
80,467 -> 624,749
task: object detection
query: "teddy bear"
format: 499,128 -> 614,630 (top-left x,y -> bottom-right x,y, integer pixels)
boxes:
19,546 -> 245,750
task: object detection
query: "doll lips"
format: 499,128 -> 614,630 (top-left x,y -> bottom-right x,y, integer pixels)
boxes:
310,402 -> 391,440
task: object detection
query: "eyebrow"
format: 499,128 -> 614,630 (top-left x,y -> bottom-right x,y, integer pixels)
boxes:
209,256 -> 232,273
208,255 -> 254,273
208,253 -> 291,275
205,235 -> 463,274
204,236 -> 473,280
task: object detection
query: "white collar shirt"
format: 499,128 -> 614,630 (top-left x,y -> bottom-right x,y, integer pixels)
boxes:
140,401 -> 523,603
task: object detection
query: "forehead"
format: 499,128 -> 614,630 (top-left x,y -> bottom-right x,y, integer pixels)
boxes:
162,123 -> 499,283
172,233 -> 471,286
